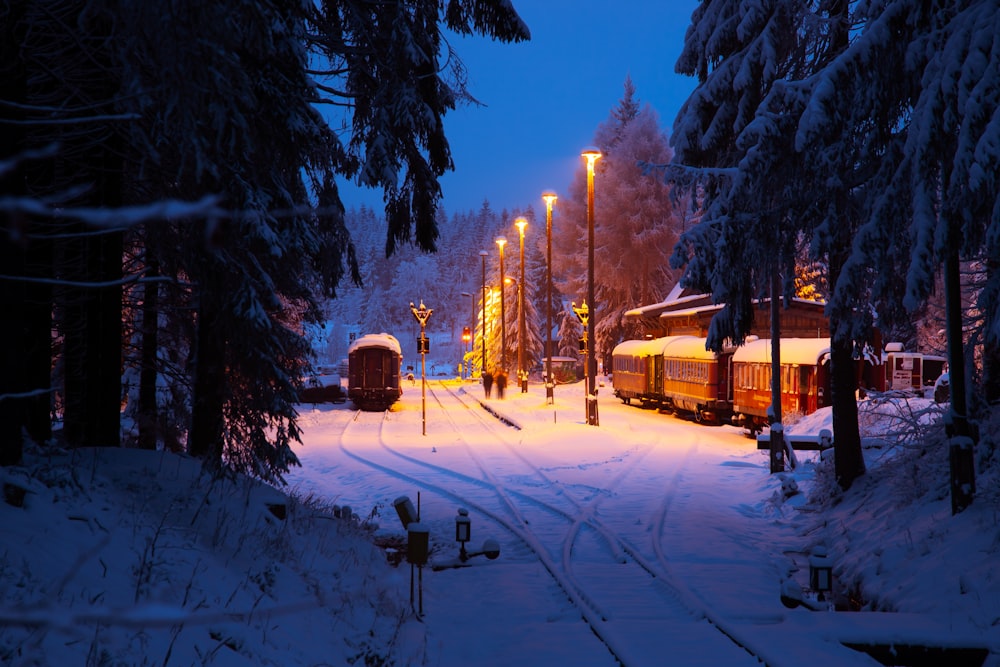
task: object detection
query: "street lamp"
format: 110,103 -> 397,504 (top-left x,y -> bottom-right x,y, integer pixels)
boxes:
496,236 -> 507,373
542,191 -> 557,404
515,216 -> 528,393
460,291 -> 475,379
479,250 -> 488,375
582,147 -> 601,426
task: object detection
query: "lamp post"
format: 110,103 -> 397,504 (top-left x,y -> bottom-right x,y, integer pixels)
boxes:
479,250 -> 488,375
460,291 -> 475,378
582,147 -> 601,426
542,192 -> 557,404
515,216 -> 528,393
496,236 -> 507,373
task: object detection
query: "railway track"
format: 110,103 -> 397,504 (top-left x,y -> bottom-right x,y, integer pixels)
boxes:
336,383 -> 771,667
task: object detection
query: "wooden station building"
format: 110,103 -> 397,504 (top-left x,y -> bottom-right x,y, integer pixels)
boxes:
623,283 -> 830,341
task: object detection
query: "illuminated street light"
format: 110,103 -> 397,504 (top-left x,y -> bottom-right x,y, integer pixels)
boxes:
515,216 -> 528,393
479,250 -> 488,376
496,236 -> 508,373
582,147 -> 601,426
542,192 -> 557,405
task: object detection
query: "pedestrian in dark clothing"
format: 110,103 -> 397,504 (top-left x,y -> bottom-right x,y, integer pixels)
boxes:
483,370 -> 494,399
495,370 -> 507,399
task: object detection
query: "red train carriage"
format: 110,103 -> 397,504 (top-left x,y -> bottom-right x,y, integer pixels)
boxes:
659,336 -> 733,424
347,333 -> 403,411
731,338 -> 831,434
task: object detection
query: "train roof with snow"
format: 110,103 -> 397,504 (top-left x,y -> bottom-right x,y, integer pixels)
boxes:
348,333 -> 402,356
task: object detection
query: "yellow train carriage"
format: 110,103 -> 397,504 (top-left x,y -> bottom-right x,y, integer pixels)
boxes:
660,336 -> 732,423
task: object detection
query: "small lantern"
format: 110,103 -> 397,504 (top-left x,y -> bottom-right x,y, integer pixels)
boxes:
393,496 -> 417,528
455,508 -> 471,561
809,546 -> 833,601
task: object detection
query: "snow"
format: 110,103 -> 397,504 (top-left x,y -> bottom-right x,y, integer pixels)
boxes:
348,332 -> 402,355
2,379 -> 999,666
733,337 -> 831,366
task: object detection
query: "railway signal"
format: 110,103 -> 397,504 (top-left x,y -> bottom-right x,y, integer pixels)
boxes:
572,301 -> 593,424
410,301 -> 433,436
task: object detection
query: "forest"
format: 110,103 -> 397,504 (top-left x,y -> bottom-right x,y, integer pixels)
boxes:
324,77 -> 689,382
2,1 -> 999,515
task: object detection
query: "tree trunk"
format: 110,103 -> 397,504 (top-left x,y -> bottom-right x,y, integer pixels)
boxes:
63,150 -> 124,448
87,227 -> 124,447
0,8 -> 27,464
980,259 -> 1000,406
189,293 -> 227,468
138,260 -> 160,450
945,250 -> 976,513
829,242 -> 865,490
830,330 -> 865,488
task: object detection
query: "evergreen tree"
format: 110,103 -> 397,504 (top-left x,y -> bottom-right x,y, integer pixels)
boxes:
555,78 -> 684,365
311,0 -> 529,256
0,0 -> 531,481
663,0 -> 870,489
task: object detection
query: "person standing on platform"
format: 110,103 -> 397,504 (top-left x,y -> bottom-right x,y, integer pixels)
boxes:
483,369 -> 494,399
495,370 -> 507,400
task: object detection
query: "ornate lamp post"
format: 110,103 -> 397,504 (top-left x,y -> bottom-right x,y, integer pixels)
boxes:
496,236 -> 507,373
479,250 -> 488,374
515,216 -> 528,393
581,147 -> 601,426
542,192 -> 557,404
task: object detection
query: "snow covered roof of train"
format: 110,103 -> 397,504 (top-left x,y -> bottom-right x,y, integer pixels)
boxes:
612,336 -> 690,357
661,335 -> 718,359
732,338 -> 830,365
612,339 -> 655,355
348,333 -> 402,355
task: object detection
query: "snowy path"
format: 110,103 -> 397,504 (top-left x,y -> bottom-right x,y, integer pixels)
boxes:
290,380 -> 887,666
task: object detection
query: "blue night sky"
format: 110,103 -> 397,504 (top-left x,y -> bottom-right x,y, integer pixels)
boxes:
339,1 -> 700,216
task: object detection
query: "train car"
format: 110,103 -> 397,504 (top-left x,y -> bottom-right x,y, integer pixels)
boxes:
659,336 -> 733,424
731,338 -> 831,434
612,336 -> 682,406
347,333 -> 403,411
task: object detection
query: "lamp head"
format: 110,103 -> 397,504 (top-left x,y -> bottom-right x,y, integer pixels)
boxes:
495,236 -> 507,249
515,217 -> 527,236
542,192 -> 557,209
581,147 -> 602,171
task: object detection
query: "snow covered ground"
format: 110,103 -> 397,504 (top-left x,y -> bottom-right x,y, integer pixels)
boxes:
1,377 -> 998,666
